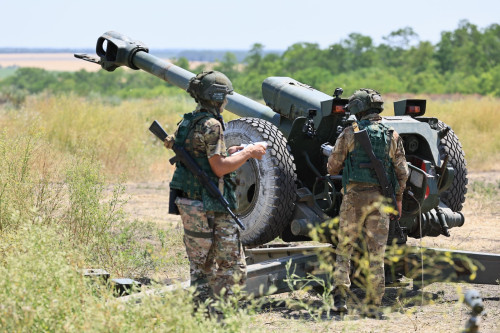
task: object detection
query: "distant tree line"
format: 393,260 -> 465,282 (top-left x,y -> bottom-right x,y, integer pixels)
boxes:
220,20 -> 499,98
1,20 -> 499,105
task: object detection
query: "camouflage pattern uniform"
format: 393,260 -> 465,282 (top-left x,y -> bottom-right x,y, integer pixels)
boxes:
327,112 -> 408,305
171,105 -> 246,300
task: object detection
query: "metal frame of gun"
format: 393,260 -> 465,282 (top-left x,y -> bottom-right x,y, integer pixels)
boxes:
149,120 -> 245,230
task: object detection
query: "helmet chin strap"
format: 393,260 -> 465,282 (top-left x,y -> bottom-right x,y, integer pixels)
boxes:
196,102 -> 226,131
216,113 -> 225,131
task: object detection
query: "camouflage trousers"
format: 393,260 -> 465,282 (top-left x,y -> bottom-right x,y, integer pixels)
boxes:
175,197 -> 247,300
333,185 -> 389,305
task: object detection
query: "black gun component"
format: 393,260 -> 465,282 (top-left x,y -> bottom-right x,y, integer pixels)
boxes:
149,120 -> 245,230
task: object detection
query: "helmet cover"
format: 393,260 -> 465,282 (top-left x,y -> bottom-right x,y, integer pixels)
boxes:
187,71 -> 234,103
345,88 -> 384,115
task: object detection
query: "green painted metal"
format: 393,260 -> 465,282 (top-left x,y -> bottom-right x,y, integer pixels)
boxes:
75,30 -> 468,245
77,31 -> 281,128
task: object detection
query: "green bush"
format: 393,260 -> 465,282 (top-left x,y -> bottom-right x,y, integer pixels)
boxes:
0,220 -> 254,332
0,126 -> 259,332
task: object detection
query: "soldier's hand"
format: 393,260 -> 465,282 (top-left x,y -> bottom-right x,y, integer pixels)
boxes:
164,134 -> 175,149
396,200 -> 402,216
228,145 -> 244,155
245,143 -> 267,160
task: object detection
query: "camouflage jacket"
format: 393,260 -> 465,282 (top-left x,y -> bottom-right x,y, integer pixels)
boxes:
327,113 -> 409,200
170,108 -> 236,212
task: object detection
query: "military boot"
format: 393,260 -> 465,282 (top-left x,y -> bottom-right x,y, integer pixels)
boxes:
363,307 -> 384,319
333,287 -> 348,313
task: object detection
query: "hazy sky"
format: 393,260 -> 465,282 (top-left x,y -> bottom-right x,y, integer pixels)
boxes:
1,0 -> 498,50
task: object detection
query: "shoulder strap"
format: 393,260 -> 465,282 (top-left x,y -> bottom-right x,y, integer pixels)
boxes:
175,112 -> 214,146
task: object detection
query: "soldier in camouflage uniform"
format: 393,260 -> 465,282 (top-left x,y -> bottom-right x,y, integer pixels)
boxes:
164,71 -> 266,301
327,88 -> 409,315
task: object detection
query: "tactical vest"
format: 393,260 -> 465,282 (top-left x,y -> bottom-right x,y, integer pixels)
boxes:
170,111 -> 237,213
342,119 -> 399,194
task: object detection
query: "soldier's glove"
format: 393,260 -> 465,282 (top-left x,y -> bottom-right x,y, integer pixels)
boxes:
164,134 -> 175,149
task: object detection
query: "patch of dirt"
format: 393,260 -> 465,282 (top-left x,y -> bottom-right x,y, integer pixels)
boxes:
0,53 -> 101,72
0,53 -> 220,73
121,181 -> 179,226
121,171 -> 499,332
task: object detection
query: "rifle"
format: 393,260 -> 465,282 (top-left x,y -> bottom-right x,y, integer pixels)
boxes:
149,120 -> 245,231
353,123 -> 406,242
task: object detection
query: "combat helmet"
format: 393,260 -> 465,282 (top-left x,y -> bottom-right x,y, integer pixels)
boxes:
187,71 -> 234,103
345,88 -> 384,116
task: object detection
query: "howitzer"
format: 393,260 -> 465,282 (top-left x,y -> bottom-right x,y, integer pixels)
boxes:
148,120 -> 245,231
75,31 -> 468,246
76,30 -> 500,300
353,124 -> 407,243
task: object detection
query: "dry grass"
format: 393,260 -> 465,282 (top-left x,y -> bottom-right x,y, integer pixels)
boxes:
0,93 -> 497,183
427,96 -> 500,171
382,94 -> 500,171
0,94 -> 197,181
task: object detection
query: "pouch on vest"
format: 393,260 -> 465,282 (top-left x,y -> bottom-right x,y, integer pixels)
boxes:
168,188 -> 181,215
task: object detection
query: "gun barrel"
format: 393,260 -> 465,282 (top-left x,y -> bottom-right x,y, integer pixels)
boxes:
132,52 -> 194,90
132,52 -> 280,126
91,31 -> 280,127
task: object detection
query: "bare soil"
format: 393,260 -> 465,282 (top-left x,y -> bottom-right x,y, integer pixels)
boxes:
0,53 -> 101,72
120,171 -> 500,332
0,53 -> 213,72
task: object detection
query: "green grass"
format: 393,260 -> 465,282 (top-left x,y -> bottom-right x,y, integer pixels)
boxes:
0,67 -> 17,79
0,130 -> 260,332
0,221 -> 256,331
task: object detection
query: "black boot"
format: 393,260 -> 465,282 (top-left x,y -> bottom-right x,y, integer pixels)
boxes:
363,307 -> 384,319
363,301 -> 385,319
333,288 -> 348,313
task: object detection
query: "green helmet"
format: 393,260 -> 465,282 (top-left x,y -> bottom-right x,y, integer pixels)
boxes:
345,88 -> 384,115
187,71 -> 234,103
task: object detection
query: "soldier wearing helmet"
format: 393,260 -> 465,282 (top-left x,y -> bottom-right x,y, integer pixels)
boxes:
327,88 -> 408,316
165,71 -> 266,303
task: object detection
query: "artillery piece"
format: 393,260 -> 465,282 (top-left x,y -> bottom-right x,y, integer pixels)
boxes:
75,31 -> 467,245
76,31 -> 498,293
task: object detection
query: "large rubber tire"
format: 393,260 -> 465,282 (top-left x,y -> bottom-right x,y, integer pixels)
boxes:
224,118 -> 296,246
437,120 -> 468,211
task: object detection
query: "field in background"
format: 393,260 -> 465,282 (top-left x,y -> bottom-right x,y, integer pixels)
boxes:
0,53 -> 101,72
0,53 -> 212,74
0,94 -> 196,181
0,93 -> 497,182
381,94 -> 500,171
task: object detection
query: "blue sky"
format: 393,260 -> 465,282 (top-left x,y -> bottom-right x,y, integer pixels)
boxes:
1,0 -> 498,50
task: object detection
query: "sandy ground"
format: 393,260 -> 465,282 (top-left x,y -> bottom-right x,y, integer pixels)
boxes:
0,53 -> 211,72
0,53 -> 101,72
120,171 -> 500,332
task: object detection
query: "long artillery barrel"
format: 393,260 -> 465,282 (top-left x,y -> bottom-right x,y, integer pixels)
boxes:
75,31 -> 280,127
